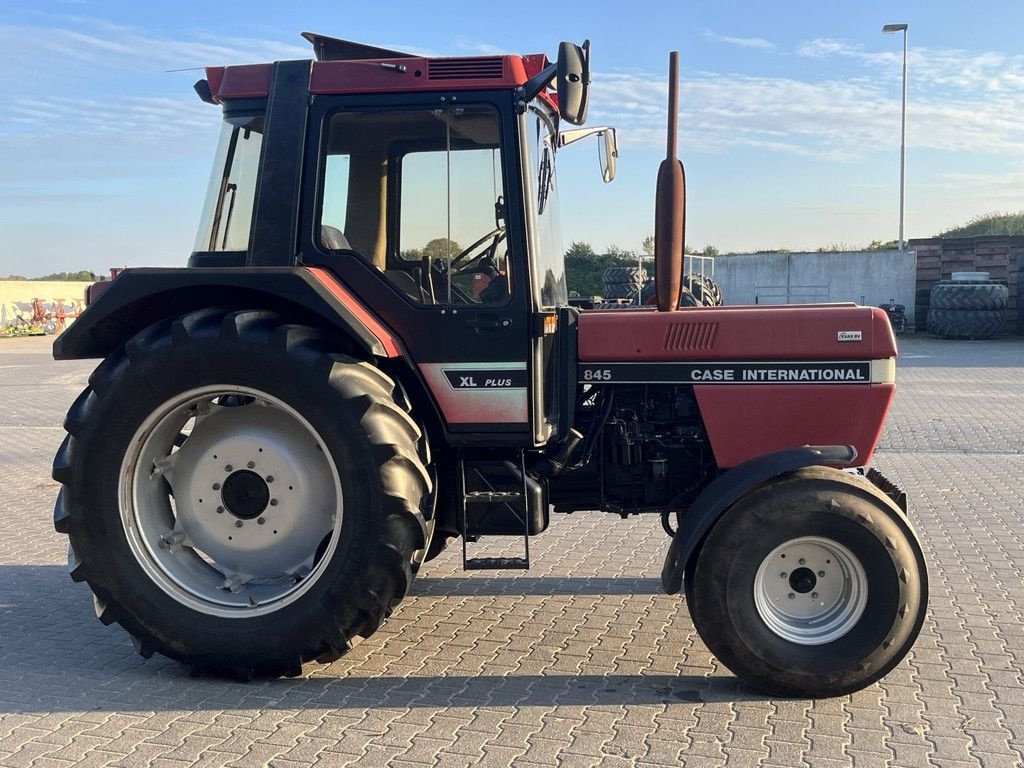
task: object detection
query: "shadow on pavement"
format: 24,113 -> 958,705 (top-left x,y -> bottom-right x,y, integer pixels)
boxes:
0,565 -> 764,713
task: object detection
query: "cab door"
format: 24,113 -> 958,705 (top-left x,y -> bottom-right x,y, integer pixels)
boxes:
303,95 -> 536,444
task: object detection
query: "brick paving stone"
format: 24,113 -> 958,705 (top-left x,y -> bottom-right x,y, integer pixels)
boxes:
1,334 -> 1024,767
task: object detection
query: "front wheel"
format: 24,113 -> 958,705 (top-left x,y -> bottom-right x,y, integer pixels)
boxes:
687,467 -> 927,697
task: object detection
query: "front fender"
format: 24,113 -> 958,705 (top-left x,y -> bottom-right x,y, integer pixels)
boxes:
54,266 -> 402,360
661,445 -> 857,594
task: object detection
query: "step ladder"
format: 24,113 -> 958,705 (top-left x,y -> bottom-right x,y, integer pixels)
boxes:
459,451 -> 530,570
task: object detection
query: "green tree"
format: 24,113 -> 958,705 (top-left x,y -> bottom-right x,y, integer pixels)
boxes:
35,270 -> 101,281
402,238 -> 463,262
565,240 -> 597,260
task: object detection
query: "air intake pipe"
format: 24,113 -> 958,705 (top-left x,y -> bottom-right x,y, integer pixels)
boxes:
654,52 -> 686,312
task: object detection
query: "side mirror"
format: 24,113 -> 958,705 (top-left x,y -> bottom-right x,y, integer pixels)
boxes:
558,126 -> 618,183
600,128 -> 618,183
557,40 -> 590,126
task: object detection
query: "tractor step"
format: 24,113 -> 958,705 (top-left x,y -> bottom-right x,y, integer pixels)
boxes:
465,490 -> 522,503
459,452 -> 531,571
464,557 -> 529,571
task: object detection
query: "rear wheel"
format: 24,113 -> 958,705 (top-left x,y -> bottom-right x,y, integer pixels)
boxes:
687,467 -> 927,697
53,309 -> 430,677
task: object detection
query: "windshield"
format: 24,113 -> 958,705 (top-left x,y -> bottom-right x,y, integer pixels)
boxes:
194,117 -> 263,252
524,103 -> 567,308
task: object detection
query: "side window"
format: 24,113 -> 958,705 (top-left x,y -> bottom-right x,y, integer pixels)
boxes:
194,117 -> 263,252
399,146 -> 507,304
318,106 -> 510,306
321,154 -> 351,248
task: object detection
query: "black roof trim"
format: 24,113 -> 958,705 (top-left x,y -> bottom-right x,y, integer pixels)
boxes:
300,32 -> 411,62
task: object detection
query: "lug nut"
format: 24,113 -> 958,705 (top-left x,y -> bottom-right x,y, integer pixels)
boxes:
257,517 -> 265,525
270,498 -> 278,506
212,482 -> 221,490
812,592 -> 819,599
788,593 -> 795,599
799,558 -> 806,565
247,461 -> 255,469
225,464 -> 233,472
818,570 -> 825,577
235,520 -> 243,528
780,572 -> 787,578
266,475 -> 274,483
216,506 -> 224,514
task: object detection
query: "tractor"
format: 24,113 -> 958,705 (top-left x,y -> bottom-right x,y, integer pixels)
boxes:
52,34 -> 927,697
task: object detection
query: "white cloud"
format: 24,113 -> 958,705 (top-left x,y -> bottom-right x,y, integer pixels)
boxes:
590,52 -> 1024,160
0,18 -> 310,74
796,37 -> 1024,94
702,30 -> 775,51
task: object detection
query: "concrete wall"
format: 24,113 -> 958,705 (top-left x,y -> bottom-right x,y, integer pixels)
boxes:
0,281 -> 91,331
710,250 -> 917,323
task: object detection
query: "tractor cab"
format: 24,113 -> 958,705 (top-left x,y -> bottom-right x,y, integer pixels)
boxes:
190,34 -> 616,448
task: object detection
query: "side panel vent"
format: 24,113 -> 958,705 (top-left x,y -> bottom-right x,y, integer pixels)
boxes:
663,322 -> 719,351
428,57 -> 505,80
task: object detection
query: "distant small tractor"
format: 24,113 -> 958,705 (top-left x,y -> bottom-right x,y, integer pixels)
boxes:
52,34 -> 926,697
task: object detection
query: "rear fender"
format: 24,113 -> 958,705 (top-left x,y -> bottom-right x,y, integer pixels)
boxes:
661,445 -> 857,594
54,267 -> 401,360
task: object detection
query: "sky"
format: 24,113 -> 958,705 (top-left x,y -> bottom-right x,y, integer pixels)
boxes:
1,1 -> 1023,275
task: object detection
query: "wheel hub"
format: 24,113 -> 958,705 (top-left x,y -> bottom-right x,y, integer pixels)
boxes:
221,470 -> 270,520
120,386 -> 343,617
788,566 -> 817,594
753,536 -> 868,645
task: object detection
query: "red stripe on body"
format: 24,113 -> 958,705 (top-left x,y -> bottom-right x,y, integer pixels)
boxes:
303,267 -> 401,357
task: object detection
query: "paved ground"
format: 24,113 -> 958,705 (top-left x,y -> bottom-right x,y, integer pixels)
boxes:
0,333 -> 1022,767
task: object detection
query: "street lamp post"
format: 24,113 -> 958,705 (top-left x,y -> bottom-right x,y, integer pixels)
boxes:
883,23 -> 908,252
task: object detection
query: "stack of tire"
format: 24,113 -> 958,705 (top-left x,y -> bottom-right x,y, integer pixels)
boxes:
637,274 -> 726,308
601,266 -> 645,302
685,274 -> 724,307
927,272 -> 1008,339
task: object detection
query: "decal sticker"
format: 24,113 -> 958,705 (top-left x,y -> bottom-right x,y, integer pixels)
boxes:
837,330 -> 863,343
419,362 -> 529,424
443,369 -> 528,390
578,361 -> 873,385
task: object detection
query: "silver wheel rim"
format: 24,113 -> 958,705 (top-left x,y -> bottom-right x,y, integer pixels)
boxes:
753,536 -> 868,645
119,386 -> 343,618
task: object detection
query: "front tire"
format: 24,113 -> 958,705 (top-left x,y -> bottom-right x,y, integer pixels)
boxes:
53,309 -> 430,677
687,467 -> 927,697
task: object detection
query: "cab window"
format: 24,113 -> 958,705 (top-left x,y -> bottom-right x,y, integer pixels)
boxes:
194,116 -> 263,252
319,106 -> 510,306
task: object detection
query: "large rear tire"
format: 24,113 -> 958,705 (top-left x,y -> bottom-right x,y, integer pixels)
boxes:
53,309 -> 429,677
687,467 -> 927,697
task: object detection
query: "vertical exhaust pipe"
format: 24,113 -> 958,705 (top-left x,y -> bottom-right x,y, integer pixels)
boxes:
654,52 -> 686,312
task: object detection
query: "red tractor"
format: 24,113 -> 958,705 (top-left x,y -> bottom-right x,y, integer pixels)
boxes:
52,34 -> 926,697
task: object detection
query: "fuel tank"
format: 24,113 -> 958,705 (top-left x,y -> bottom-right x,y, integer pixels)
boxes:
576,304 -> 898,469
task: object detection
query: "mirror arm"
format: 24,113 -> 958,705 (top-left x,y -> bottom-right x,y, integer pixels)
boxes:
523,63 -> 557,103
558,126 -> 608,148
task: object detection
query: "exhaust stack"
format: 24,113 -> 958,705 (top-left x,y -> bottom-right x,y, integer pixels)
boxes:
654,52 -> 686,312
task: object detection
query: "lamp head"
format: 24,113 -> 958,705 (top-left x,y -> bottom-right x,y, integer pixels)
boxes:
882,23 -> 908,34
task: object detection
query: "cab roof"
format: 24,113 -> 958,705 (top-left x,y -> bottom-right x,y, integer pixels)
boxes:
203,32 -> 551,102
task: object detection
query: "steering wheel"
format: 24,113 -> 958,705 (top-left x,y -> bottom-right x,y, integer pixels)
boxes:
449,226 -> 506,272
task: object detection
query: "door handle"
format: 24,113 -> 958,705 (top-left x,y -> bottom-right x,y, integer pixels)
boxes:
465,315 -> 511,330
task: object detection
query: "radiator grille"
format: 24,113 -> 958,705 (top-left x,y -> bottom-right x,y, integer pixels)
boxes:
428,57 -> 505,80
662,322 -> 719,351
